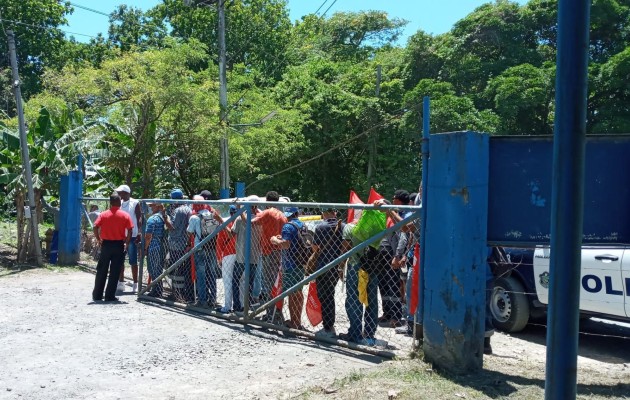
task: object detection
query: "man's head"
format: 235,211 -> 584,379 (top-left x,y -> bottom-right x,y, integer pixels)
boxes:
229,205 -> 237,215
199,190 -> 212,200
322,208 -> 337,219
109,192 -> 122,207
284,206 -> 299,219
148,202 -> 163,213
265,191 -> 280,202
89,205 -> 99,212
170,189 -> 184,200
245,195 -> 260,212
192,194 -> 205,212
115,184 -> 131,201
393,189 -> 410,205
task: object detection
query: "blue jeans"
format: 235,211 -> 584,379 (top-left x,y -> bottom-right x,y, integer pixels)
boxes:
232,262 -> 257,311
345,263 -> 379,341
195,248 -> 219,304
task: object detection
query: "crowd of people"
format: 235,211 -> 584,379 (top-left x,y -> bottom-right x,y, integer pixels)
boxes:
89,185 -> 493,351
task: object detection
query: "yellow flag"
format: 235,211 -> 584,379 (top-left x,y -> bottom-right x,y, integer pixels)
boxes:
358,268 -> 370,306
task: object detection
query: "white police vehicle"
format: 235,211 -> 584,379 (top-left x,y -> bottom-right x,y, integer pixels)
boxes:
489,246 -> 630,332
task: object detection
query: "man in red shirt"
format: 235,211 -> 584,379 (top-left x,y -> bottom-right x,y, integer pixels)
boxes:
92,192 -> 133,302
251,191 -> 287,318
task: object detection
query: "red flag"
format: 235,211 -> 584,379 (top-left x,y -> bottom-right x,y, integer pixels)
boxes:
409,243 -> 420,314
367,187 -> 384,203
189,236 -> 196,282
347,190 -> 364,223
270,269 -> 283,310
367,188 -> 394,227
306,282 -> 323,327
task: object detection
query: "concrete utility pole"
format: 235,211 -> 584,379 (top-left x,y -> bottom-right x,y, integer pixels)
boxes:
185,0 -> 230,198
217,0 -> 230,198
366,65 -> 381,190
7,30 -> 43,266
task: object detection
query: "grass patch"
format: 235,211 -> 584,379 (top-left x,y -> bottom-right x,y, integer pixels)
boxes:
295,356 -> 629,400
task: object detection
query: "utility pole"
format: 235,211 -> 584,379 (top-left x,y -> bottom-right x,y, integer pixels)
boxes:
185,0 -> 230,198
367,65 -> 381,190
218,0 -> 230,198
7,30 -> 43,266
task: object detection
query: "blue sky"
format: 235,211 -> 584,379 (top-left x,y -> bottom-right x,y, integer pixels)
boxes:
65,0 -> 528,44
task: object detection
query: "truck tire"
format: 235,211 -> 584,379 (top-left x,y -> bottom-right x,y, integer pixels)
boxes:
491,276 -> 530,333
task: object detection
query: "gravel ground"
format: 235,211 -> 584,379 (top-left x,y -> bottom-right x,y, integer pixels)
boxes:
0,267 -> 383,400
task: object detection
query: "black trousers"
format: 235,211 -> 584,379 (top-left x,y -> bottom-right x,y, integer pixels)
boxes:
93,240 -> 125,300
377,249 -> 403,321
316,268 -> 339,331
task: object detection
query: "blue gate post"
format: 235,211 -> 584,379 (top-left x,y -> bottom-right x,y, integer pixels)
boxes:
423,131 -> 489,372
235,182 -> 245,198
545,0 -> 591,397
58,155 -> 83,265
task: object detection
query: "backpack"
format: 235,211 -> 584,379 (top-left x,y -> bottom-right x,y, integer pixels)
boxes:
289,221 -> 314,267
198,211 -> 220,247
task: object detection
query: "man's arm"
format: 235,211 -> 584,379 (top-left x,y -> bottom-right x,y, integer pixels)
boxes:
212,209 -> 225,225
144,233 -> 153,253
93,226 -> 102,244
125,228 -> 132,253
270,235 -> 290,249
134,203 -> 142,243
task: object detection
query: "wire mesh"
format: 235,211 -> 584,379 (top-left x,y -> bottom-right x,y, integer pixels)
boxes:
133,198 -> 422,355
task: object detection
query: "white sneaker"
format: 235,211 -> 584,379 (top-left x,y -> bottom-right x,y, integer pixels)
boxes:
132,283 -> 138,293
314,328 -> 336,339
117,282 -> 125,293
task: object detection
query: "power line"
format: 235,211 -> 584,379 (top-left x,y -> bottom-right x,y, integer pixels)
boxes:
321,0 -> 338,17
0,18 -> 97,39
246,104 -> 413,190
314,0 -> 329,15
69,2 -> 110,17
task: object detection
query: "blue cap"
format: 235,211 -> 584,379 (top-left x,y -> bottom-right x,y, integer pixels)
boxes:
229,205 -> 237,213
170,189 -> 184,199
284,206 -> 299,218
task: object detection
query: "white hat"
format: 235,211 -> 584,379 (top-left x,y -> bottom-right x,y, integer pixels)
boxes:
115,184 -> 131,193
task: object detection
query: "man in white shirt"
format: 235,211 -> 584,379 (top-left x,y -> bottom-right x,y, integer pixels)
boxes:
115,184 -> 142,293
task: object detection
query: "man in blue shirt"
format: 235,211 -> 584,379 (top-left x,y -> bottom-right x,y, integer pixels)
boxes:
144,202 -> 169,297
271,206 -> 305,329
312,208 -> 345,338
167,189 -> 193,303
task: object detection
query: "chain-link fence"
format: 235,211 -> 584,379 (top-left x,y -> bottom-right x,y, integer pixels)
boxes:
132,198 -> 421,357
79,199 -> 110,264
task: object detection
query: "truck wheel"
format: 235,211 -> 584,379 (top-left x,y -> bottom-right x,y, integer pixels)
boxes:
491,276 -> 530,333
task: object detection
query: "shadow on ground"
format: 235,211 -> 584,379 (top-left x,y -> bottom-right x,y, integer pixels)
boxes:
508,319 -> 630,365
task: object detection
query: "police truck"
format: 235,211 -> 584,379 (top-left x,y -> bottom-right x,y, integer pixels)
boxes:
489,246 -> 630,332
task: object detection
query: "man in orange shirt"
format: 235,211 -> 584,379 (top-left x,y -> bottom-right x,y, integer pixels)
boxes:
92,192 -> 133,302
251,191 -> 287,318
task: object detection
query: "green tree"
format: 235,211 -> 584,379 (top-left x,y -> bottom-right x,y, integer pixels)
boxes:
589,47 -> 630,133
108,5 -> 167,51
154,0 -> 293,82
41,40 -> 217,197
484,63 -> 555,135
0,0 -> 72,112
439,1 -> 540,100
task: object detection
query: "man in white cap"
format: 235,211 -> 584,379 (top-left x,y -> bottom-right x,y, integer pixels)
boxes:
115,184 -> 142,293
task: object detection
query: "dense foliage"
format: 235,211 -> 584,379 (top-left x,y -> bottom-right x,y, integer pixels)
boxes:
1,0 -> 629,204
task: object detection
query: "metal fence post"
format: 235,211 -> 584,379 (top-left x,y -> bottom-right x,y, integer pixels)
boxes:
545,0 -> 591,397
423,131 -> 489,373
243,203 -> 253,318
137,201 -> 148,296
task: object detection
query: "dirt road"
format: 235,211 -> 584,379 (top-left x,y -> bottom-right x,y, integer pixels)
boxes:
1,266 -> 629,400
0,267 -> 382,400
